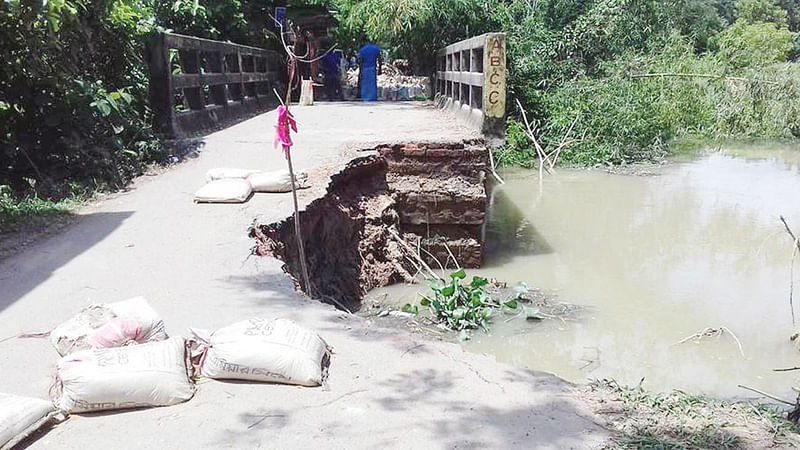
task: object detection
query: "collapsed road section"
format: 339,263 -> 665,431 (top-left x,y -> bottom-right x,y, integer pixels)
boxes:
250,139 -> 489,311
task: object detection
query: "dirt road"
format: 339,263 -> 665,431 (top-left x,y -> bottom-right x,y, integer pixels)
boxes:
0,102 -> 610,449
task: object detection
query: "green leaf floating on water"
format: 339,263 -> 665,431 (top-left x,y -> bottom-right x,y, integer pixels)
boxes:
401,303 -> 418,314
503,299 -> 518,309
471,276 -> 489,288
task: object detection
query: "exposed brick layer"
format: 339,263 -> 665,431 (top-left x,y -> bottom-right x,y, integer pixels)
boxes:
251,140 -> 489,310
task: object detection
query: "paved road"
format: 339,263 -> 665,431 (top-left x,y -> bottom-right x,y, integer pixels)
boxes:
0,102 -> 609,449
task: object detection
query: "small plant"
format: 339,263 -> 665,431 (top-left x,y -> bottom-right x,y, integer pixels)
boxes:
404,268 -> 517,332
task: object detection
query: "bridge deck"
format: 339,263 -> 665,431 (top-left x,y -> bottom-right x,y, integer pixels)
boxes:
0,102 -> 608,449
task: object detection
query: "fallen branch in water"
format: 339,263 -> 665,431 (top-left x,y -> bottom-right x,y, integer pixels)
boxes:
388,228 -> 442,281
737,384 -> 795,406
514,99 -> 582,179
487,148 -> 505,185
773,366 -> 800,372
780,216 -> 800,327
673,326 -> 745,357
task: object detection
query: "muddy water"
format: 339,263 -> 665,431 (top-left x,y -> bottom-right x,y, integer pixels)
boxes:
368,145 -> 800,398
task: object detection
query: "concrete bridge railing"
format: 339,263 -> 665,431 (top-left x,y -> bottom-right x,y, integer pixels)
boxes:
145,33 -> 285,138
435,33 -> 507,139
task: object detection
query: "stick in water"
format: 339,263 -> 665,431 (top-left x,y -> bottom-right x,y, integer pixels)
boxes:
737,384 -> 795,406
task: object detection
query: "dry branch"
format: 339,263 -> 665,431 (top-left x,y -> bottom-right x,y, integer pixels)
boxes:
780,216 -> 800,327
737,384 -> 795,406
515,99 -> 581,177
672,326 -> 745,357
389,228 -> 442,281
631,72 -> 780,86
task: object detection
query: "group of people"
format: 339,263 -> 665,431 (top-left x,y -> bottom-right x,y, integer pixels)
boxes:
321,43 -> 382,102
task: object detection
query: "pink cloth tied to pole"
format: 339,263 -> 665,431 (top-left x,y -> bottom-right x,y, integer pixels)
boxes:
274,105 -> 297,159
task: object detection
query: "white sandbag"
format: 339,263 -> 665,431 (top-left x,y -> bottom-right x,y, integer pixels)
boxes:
50,296 -> 167,357
51,337 -> 195,413
205,167 -> 262,182
194,178 -> 252,203
193,318 -> 330,386
247,170 -> 309,193
0,394 -> 56,450
299,79 -> 314,106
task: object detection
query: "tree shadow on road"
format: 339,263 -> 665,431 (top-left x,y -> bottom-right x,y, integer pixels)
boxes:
0,211 -> 133,314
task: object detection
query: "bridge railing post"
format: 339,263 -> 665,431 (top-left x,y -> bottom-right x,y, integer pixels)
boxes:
435,33 -> 506,140
145,32 -> 175,137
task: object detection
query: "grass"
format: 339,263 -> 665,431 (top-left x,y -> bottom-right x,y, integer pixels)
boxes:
587,379 -> 799,449
0,186 -> 82,235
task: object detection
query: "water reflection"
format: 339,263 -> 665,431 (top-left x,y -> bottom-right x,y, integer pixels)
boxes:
484,188 -> 553,263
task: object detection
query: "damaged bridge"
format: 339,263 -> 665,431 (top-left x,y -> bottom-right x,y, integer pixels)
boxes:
145,32 -> 508,311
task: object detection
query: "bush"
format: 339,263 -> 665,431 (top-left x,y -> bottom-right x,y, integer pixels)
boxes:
735,0 -> 789,26
0,1 -> 164,197
715,19 -> 794,69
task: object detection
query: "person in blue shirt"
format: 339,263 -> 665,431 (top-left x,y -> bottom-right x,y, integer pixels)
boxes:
322,50 -> 341,100
357,43 -> 382,102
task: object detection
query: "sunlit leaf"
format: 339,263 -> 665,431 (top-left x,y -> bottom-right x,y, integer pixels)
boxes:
503,299 -> 518,309
450,268 -> 466,279
401,303 -> 418,314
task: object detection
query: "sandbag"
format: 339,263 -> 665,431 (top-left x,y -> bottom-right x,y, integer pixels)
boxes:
247,170 -> 309,193
299,79 -> 314,106
51,337 -> 195,413
0,394 -> 56,450
50,296 -> 167,356
193,318 -> 330,386
194,178 -> 252,203
205,167 -> 261,182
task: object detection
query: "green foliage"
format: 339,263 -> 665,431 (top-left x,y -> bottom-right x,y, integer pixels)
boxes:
715,19 -> 794,69
333,0 -> 495,71
0,0 -> 276,200
418,268 -> 504,332
495,118 -> 537,168
0,0 -> 163,197
735,0 -> 789,25
0,184 -> 80,234
489,0 -> 800,167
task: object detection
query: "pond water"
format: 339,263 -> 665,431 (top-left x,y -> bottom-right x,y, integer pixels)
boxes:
367,145 -> 800,398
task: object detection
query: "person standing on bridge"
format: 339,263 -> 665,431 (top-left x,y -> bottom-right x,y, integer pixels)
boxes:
322,50 -> 341,100
357,43 -> 382,102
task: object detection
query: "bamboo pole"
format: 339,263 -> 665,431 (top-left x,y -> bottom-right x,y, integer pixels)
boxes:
630,72 -> 780,86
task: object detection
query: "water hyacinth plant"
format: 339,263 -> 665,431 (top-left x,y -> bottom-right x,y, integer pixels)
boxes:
403,268 -> 520,332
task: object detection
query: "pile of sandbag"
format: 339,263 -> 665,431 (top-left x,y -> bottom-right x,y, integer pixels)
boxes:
194,168 -> 309,203
0,295 -> 332,445
343,61 -> 430,101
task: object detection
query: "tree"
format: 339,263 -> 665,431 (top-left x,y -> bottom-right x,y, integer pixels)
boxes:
735,0 -> 789,25
715,18 -> 794,69
333,0 -> 494,72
